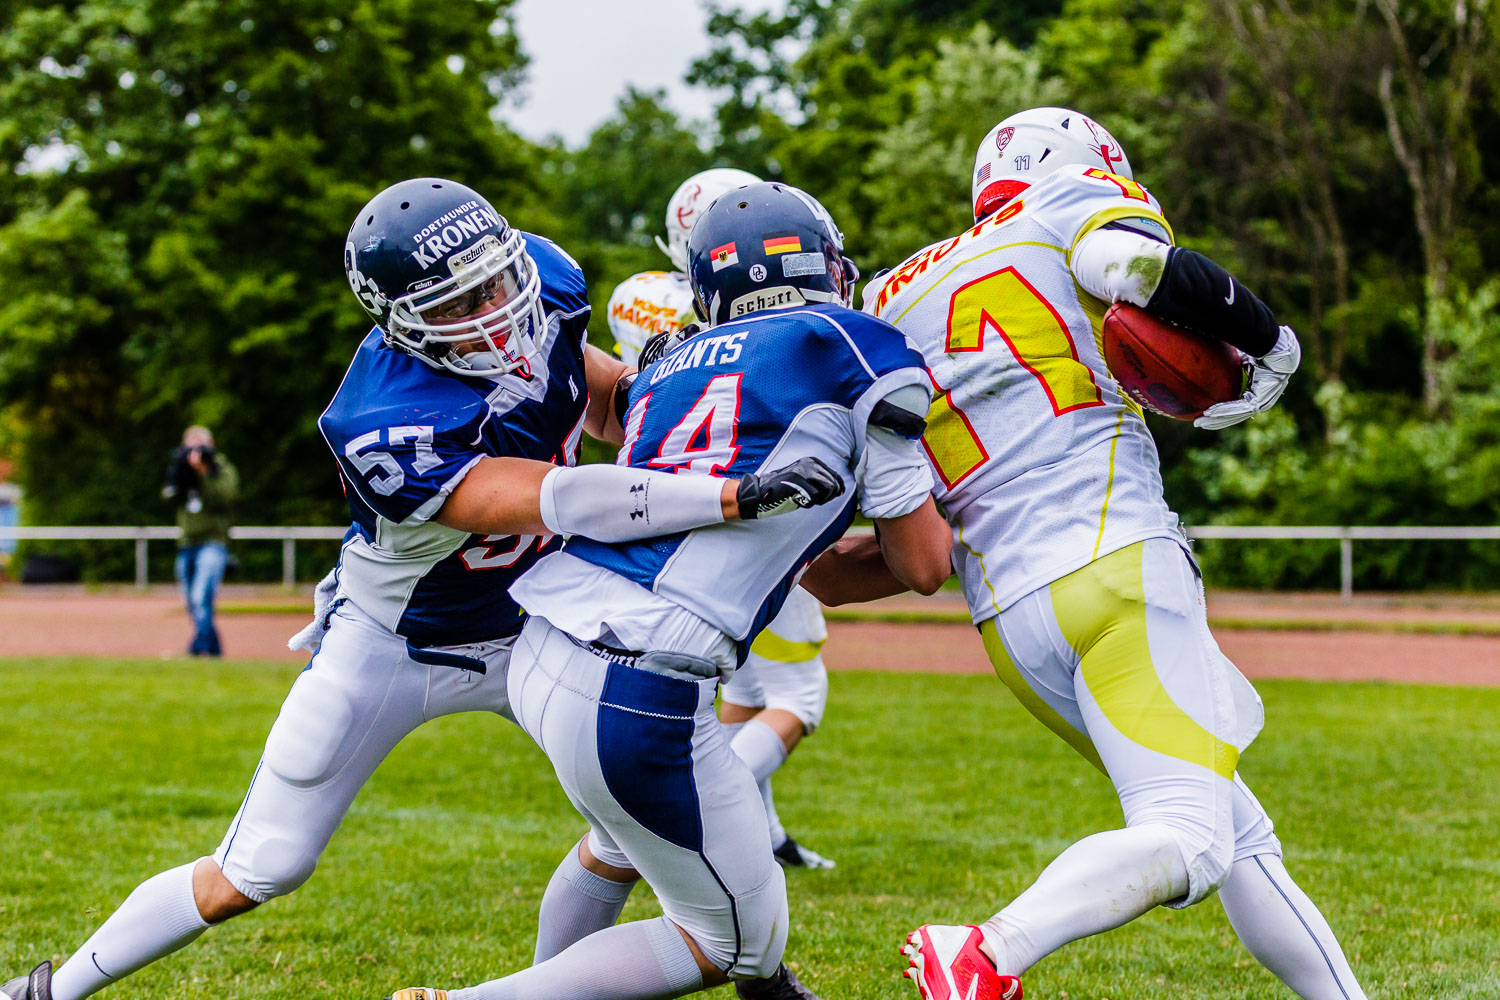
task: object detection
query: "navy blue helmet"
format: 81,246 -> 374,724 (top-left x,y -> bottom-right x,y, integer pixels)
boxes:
344,178 -> 542,377
685,181 -> 859,326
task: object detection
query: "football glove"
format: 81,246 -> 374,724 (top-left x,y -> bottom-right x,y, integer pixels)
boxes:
1195,325 -> 1301,430
638,323 -> 701,370
737,457 -> 845,519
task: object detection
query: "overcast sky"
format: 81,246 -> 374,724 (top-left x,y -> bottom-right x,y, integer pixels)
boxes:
501,0 -> 785,146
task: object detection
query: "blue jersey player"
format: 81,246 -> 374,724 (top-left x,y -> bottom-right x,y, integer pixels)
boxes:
384,184 -> 953,1000
3,179 -> 845,1000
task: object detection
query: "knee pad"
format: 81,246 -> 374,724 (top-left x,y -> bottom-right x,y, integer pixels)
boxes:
723,864 -> 788,980
1156,818 -> 1236,909
263,671 -> 359,787
218,833 -> 319,902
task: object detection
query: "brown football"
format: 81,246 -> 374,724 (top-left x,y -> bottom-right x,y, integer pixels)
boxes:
1102,303 -> 1246,420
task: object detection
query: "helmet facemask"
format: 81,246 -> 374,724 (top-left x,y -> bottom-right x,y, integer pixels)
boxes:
385,228 -> 544,378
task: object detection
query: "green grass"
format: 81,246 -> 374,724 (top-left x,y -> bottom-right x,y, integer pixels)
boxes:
3,659 -> 1498,998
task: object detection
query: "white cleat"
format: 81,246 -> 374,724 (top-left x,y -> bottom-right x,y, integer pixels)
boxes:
383,990 -> 448,1000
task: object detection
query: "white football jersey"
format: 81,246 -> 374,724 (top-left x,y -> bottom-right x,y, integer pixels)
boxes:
865,164 -> 1187,625
606,270 -> 697,366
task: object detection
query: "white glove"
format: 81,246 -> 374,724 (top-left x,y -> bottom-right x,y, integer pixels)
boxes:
1195,325 -> 1301,430
288,567 -> 340,653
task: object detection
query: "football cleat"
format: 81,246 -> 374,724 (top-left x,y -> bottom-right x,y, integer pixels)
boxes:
734,962 -> 821,999
773,835 -> 836,870
382,990 -> 447,1000
1,961 -> 53,1000
902,925 -> 1021,1000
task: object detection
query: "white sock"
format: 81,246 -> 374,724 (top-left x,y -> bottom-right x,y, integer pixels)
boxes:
51,861 -> 211,1000
1219,854 -> 1367,1000
979,825 -> 1189,975
729,719 -> 790,847
533,844 -> 636,963
453,916 -> 702,1000
761,777 -> 786,849
729,719 -> 788,785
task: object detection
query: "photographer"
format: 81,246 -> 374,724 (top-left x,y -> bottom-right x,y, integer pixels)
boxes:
162,426 -> 238,656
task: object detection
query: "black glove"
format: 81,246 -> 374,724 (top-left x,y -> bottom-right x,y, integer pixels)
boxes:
736,457 -> 846,520
639,323 -> 701,370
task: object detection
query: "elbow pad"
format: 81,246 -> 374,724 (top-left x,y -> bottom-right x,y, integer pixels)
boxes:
1146,247 -> 1279,358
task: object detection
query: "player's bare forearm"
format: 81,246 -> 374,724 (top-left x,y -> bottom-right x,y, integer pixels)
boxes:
435,457 -> 554,535
801,535 -> 914,605
876,497 -> 954,595
436,456 -> 740,537
583,343 -> 629,444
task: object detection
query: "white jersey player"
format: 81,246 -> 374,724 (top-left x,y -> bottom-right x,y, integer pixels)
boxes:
807,107 -> 1364,1000
0,179 -> 845,1000
607,167 -> 838,870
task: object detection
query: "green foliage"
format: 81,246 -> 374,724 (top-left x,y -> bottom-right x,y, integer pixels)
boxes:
4,660 -> 1499,996
1,0 -> 1498,589
0,0 -> 536,555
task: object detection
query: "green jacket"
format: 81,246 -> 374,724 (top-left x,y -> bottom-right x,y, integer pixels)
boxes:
178,456 -> 239,547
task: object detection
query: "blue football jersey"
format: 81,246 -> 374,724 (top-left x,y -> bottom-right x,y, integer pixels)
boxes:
320,233 -> 591,645
564,303 -> 930,660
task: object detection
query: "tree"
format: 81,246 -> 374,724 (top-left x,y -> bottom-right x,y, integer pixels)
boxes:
0,0 -> 538,560
1374,0 -> 1496,411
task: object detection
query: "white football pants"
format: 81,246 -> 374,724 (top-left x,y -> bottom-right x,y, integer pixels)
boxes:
720,587 -> 829,732
215,600 -> 516,901
507,616 -> 789,980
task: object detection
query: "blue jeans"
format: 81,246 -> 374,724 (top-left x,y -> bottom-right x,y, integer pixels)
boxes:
176,542 -> 227,656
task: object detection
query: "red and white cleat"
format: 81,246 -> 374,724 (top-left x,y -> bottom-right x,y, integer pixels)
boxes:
901,925 -> 1021,1000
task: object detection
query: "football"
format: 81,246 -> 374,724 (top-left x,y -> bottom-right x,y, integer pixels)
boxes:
1101,302 -> 1247,420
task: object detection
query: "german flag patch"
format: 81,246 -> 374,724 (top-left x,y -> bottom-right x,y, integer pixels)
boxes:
763,234 -> 802,255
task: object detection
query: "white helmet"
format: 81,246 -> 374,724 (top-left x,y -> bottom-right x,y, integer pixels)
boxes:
655,167 -> 762,271
971,106 -> 1133,221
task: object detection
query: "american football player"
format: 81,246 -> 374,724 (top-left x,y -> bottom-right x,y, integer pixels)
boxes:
384,182 -> 952,1000
607,168 -> 839,872
0,178 -> 846,1000
806,107 -> 1365,999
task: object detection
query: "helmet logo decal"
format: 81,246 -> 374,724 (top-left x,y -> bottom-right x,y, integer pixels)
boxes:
729,286 -> 806,318
710,242 -> 739,270
1080,116 -> 1124,172
994,126 -> 1015,153
674,184 -> 703,230
749,263 -> 767,282
408,205 -> 503,270
345,242 -> 388,313
763,234 -> 802,254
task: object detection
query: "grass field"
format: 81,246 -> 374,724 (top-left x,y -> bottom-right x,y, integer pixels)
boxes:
3,658 -> 1498,999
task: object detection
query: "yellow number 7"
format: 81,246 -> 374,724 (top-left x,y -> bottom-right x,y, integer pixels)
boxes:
923,267 -> 1103,489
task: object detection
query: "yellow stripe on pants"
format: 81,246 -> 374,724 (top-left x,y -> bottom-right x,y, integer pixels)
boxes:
980,618 -> 1106,774
748,630 -> 825,665
1050,542 -> 1238,779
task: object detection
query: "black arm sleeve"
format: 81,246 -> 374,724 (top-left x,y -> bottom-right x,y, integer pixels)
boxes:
1145,247 -> 1279,358
613,371 -> 638,426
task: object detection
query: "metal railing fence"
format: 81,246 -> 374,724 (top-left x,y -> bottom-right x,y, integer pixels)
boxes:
2,525 -> 1499,599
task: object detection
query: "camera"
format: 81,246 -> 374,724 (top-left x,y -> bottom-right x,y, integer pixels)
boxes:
163,445 -> 218,502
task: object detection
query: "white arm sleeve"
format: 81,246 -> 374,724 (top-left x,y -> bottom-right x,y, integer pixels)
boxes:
539,464 -> 727,541
857,381 -> 936,520
1071,228 -> 1170,306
